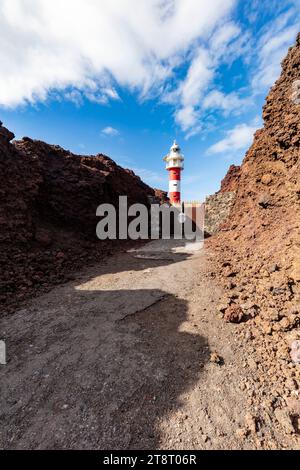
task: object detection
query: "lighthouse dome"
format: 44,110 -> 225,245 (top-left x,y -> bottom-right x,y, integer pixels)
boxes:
163,139 -> 184,170
170,140 -> 180,153
169,140 -> 184,161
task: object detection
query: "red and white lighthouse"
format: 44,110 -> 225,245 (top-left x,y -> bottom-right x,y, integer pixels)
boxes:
163,140 -> 184,205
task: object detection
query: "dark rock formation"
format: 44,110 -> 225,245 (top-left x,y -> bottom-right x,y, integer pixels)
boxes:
154,188 -> 169,204
205,192 -> 236,236
209,34 -> 300,400
0,125 -> 161,312
211,33 -> 300,318
205,165 -> 241,236
218,164 -> 241,193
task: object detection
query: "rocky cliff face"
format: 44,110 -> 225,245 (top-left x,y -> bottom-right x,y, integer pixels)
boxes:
204,164 -> 240,236
212,34 -> 300,322
218,164 -> 241,193
0,125 -> 162,312
205,192 -> 236,236
210,34 -> 300,411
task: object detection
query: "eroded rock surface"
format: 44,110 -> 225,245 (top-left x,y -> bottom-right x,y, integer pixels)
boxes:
209,34 -> 300,428
0,126 -> 165,312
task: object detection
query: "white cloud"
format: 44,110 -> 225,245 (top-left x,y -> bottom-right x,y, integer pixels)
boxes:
64,90 -> 83,107
0,0 -> 235,105
180,49 -> 214,109
202,90 -> 249,114
176,105 -> 200,132
101,126 -> 120,137
253,10 -> 299,91
207,122 -> 258,154
0,0 -> 236,135
2,1 -> 297,138
172,19 -> 246,136
174,48 -> 213,131
132,168 -> 165,186
209,22 -> 241,58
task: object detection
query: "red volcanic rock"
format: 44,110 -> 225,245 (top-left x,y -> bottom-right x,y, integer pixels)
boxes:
209,34 -> 300,395
35,228 -> 53,247
0,126 -> 164,312
154,188 -> 169,204
224,305 -> 244,323
290,340 -> 300,364
0,121 -> 14,142
211,34 -> 300,316
218,165 -> 241,193
205,165 -> 240,235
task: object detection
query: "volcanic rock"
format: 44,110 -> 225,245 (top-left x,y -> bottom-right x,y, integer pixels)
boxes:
224,304 -> 244,323
290,340 -> 300,364
208,33 -> 300,421
0,124 -> 164,312
218,164 -> 241,193
210,33 -> 300,330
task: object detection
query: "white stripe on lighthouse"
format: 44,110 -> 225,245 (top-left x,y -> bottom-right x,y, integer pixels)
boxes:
169,180 -> 181,192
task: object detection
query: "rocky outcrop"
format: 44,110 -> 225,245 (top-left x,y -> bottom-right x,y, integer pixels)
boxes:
205,164 -> 240,236
218,164 -> 241,193
205,192 -> 236,236
209,34 -> 300,417
154,188 -> 169,204
0,125 -> 160,312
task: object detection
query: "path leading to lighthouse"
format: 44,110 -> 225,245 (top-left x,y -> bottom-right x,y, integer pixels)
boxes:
0,240 -> 286,449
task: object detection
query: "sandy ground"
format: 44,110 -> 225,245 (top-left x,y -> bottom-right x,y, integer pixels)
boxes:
0,240 -> 291,449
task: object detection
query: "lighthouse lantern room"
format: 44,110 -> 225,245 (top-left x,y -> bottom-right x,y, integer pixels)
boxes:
163,140 -> 184,205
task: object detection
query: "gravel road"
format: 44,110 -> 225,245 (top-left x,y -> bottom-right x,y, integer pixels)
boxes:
0,240 -> 293,449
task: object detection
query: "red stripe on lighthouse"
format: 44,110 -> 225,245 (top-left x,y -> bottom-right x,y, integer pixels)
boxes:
170,192 -> 180,204
169,167 -> 181,204
169,168 -> 181,180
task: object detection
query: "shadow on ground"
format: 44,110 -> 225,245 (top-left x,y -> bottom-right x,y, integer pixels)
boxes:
0,248 -> 210,449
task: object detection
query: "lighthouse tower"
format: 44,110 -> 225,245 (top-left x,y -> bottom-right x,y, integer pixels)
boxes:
163,140 -> 184,205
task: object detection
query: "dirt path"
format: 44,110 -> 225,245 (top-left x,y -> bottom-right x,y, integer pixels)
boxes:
0,241 -> 290,449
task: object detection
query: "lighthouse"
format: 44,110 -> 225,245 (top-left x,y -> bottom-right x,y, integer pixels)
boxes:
163,140 -> 184,205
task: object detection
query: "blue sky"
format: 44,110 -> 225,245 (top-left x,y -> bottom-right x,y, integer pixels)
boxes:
0,0 -> 299,200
